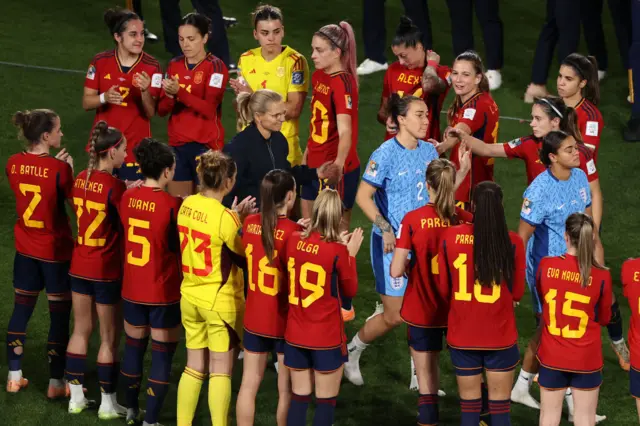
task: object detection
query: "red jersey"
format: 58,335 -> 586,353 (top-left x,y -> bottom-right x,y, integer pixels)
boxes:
157,54 -> 229,150
284,231 -> 357,350
437,225 -> 525,349
449,91 -> 499,203
503,135 -> 599,185
69,170 -> 126,281
574,98 -> 603,163
120,186 -> 182,305
241,214 -> 301,339
621,258 -> 640,370
536,254 -> 612,373
306,70 -> 359,172
396,205 -> 473,328
6,152 -> 73,262
85,50 -> 162,163
382,63 -> 451,141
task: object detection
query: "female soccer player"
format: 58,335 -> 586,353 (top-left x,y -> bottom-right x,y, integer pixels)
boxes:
537,213 -> 611,426
557,53 -> 604,162
283,189 -> 364,426
65,121 -> 128,417
622,256 -> 640,421
83,8 -> 162,182
176,150 -> 255,426
434,50 -> 499,208
301,21 -> 359,229
512,131 -> 603,417
119,138 -> 181,426
344,94 -> 470,387
236,170 -> 301,426
157,12 -> 229,198
6,109 -> 74,397
390,158 -> 472,425
229,4 -> 309,167
437,181 -> 526,425
379,16 -> 450,142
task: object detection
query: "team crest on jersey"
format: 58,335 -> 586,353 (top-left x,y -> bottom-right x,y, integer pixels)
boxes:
508,138 -> 522,148
194,71 -> 204,84
390,276 -> 404,290
276,66 -> 285,78
292,71 -> 304,85
521,198 -> 532,215
579,188 -> 588,203
86,65 -> 96,80
365,160 -> 378,178
345,95 -> 352,110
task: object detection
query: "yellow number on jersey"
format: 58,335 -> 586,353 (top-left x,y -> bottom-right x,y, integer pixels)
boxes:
179,83 -> 192,93
431,254 -> 439,275
19,183 -> 44,228
544,289 -> 591,339
119,87 -> 130,107
310,100 -> 329,144
72,198 -> 107,246
127,218 -> 151,266
246,244 -> 280,296
453,253 -> 501,303
491,122 -> 500,144
288,258 -> 326,308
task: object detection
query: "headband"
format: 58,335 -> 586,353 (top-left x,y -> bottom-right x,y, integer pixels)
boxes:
98,136 -> 123,153
539,98 -> 563,119
316,27 -> 343,50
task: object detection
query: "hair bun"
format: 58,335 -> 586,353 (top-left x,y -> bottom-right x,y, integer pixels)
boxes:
396,16 -> 416,34
11,110 -> 29,128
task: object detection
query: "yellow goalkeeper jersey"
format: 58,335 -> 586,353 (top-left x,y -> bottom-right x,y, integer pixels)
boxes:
238,45 -> 309,165
178,194 -> 245,312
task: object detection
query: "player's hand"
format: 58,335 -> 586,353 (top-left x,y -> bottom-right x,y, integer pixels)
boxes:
346,227 -> 364,257
428,138 -> 444,153
232,195 -> 257,221
296,218 -> 311,229
385,117 -> 398,135
446,127 -> 465,140
55,148 -> 73,169
162,76 -> 179,97
125,179 -> 143,189
104,85 -> 123,105
317,161 -> 341,186
458,142 -> 472,175
134,71 -> 151,92
382,230 -> 396,254
426,50 -> 441,65
229,78 -> 252,95
422,71 -> 440,94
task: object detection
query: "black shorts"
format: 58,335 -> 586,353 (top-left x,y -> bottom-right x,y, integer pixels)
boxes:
284,343 -> 348,373
243,329 -> 285,354
538,365 -> 602,390
407,326 -> 446,352
301,166 -> 360,210
113,162 -> 143,181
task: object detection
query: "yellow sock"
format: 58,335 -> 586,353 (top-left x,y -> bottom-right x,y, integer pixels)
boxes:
208,373 -> 231,426
177,367 -> 206,426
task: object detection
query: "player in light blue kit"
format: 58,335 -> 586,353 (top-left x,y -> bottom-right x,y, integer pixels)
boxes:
344,94 -> 470,388
510,131 -> 607,423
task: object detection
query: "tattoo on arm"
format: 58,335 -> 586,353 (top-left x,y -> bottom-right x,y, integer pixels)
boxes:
375,214 -> 392,233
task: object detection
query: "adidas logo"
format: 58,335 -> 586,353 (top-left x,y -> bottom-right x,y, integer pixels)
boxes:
8,340 -> 23,347
147,388 -> 155,397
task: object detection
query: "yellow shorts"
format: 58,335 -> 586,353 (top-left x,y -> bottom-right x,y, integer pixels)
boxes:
180,298 -> 244,352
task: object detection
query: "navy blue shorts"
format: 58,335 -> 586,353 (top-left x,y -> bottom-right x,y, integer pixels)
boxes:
301,166 -> 360,210
631,367 -> 640,398
70,276 -> 121,305
538,365 -> 602,390
13,253 -> 70,296
407,326 -> 446,352
449,344 -> 520,376
113,162 -> 143,181
173,142 -> 210,183
283,342 -> 348,372
123,300 -> 181,329
243,329 -> 285,354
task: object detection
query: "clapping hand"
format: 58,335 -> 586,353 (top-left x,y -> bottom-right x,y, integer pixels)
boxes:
232,195 -> 258,221
229,78 -> 252,95
104,85 -> 123,105
162,75 -> 180,97
55,148 -> 73,169
133,71 -> 151,92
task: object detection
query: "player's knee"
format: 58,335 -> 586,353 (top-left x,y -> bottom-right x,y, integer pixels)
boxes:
382,310 -> 403,328
47,293 -> 71,302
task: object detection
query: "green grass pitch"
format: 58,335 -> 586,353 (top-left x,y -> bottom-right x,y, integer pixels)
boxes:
0,0 -> 639,424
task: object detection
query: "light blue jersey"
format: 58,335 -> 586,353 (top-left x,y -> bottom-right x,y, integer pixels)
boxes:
520,168 -> 591,312
362,138 -> 439,236
363,138 -> 439,297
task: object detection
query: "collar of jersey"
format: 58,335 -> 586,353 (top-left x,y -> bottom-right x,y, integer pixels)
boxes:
114,49 -> 142,74
183,53 -> 209,71
461,91 -> 482,108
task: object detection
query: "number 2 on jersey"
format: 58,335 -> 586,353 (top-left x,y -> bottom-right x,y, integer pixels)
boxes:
311,100 -> 329,144
118,87 -> 130,107
19,183 -> 44,228
288,258 -> 326,308
73,198 -> 107,246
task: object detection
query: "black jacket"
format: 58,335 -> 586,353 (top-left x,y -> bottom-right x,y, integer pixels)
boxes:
222,123 -> 317,207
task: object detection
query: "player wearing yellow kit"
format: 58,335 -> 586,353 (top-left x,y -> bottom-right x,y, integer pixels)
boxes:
230,4 -> 309,166
175,150 -> 256,426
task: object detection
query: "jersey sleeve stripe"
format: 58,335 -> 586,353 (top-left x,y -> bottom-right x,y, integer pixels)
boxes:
339,74 -> 352,94
582,102 -> 598,121
224,209 -> 241,227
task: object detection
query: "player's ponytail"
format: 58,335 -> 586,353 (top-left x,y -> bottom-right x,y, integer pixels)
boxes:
391,16 -> 422,49
303,189 -> 342,243
426,159 -> 456,223
260,170 -> 296,262
87,121 -> 124,184
197,150 -> 237,192
316,22 -> 359,88
472,181 -> 514,290
134,138 -> 175,181
561,53 -> 600,106
12,109 -> 58,145
534,97 -> 583,144
539,130 -> 569,167
387,93 -> 422,130
236,89 -> 283,130
104,7 -> 140,39
447,51 -> 489,126
565,213 -> 606,288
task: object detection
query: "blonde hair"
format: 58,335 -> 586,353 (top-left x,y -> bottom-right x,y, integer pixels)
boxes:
302,189 -> 343,243
426,159 -> 456,222
236,89 -> 283,130
565,213 -> 606,288
197,150 -> 237,191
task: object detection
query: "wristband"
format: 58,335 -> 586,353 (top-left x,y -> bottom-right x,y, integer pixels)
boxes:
427,60 -> 438,69
99,93 -> 106,104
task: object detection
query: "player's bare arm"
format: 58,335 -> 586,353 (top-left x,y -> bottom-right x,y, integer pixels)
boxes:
334,114 -> 352,168
284,91 -> 306,121
450,128 -> 507,158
